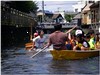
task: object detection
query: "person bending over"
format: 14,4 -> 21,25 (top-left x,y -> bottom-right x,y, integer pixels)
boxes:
73,34 -> 90,51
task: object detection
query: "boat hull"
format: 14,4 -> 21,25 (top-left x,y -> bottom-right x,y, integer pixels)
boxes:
25,42 -> 33,50
50,50 -> 100,60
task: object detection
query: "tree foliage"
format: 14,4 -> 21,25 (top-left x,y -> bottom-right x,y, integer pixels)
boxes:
64,14 -> 74,22
8,1 -> 38,13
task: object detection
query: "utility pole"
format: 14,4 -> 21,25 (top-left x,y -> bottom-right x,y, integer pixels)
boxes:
57,7 -> 60,13
30,22 -> 32,41
42,0 -> 44,23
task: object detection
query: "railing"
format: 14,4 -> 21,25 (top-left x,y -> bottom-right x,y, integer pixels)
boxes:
1,4 -> 36,27
89,23 -> 100,31
37,23 -> 77,29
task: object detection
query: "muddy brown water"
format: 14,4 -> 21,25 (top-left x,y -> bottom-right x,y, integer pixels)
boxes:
1,46 -> 99,75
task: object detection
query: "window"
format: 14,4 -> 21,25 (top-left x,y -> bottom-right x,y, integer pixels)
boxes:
89,13 -> 91,19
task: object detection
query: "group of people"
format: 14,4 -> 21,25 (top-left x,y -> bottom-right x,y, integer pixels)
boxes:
31,23 -> 100,51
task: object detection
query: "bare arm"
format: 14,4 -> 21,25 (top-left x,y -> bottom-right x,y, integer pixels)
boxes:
66,25 -> 77,34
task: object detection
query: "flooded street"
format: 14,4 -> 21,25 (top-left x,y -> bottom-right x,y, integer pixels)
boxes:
1,1 -> 100,75
1,46 -> 99,75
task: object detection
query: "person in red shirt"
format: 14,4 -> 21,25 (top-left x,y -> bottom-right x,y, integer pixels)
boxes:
47,24 -> 77,50
47,24 -> 68,50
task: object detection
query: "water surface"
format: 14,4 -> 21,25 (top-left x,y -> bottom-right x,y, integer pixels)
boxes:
1,47 -> 99,75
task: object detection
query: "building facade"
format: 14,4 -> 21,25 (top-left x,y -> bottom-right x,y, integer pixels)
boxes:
81,3 -> 93,25
81,1 -> 100,32
37,10 -> 64,23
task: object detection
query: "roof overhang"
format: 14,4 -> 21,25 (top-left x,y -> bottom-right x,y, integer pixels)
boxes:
90,1 -> 99,8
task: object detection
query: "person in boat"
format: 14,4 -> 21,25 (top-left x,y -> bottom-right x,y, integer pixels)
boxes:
47,23 -> 77,50
65,25 -> 78,50
65,33 -> 73,50
67,34 -> 77,49
85,33 -> 91,42
67,26 -> 84,50
88,30 -> 96,50
31,29 -> 47,50
75,26 -> 84,38
95,33 -> 100,49
47,23 -> 68,50
73,34 -> 90,50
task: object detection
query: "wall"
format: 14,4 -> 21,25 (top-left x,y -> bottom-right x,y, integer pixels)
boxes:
1,3 -> 37,49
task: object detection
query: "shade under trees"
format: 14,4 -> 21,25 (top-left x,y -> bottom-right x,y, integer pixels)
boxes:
7,1 -> 38,13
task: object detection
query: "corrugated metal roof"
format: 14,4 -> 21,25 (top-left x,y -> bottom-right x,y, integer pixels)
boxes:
52,14 -> 60,19
90,1 -> 99,8
73,13 -> 81,19
37,10 -> 53,15
82,3 -> 93,13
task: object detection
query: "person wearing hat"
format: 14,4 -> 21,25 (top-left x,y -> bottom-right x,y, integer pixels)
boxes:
73,34 -> 90,50
33,32 -> 38,38
30,32 -> 39,50
75,26 -> 84,37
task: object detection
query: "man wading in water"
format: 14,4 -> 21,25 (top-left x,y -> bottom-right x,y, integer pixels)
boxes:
31,30 -> 47,50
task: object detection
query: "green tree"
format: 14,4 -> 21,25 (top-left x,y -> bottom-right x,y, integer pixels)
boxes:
8,1 -> 38,13
64,14 -> 74,22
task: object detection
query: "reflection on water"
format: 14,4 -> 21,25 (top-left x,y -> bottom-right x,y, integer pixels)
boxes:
1,47 -> 99,74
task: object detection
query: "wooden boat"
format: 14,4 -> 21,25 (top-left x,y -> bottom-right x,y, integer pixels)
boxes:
25,42 -> 33,50
50,50 -> 100,60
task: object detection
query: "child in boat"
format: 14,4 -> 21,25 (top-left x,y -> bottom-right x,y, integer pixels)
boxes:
73,34 -> 90,51
65,26 -> 78,50
95,40 -> 100,49
70,34 -> 77,49
88,30 -> 96,50
95,33 -> 100,49
66,40 -> 72,50
75,26 -> 84,38
66,33 -> 76,50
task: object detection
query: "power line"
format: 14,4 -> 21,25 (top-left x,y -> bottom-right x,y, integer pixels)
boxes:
38,3 -> 77,6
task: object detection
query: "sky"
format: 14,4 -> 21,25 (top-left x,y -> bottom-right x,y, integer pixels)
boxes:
33,0 -> 99,12
33,0 -> 81,12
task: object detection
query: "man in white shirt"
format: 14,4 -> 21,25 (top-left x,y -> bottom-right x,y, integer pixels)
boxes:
32,30 -> 47,49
